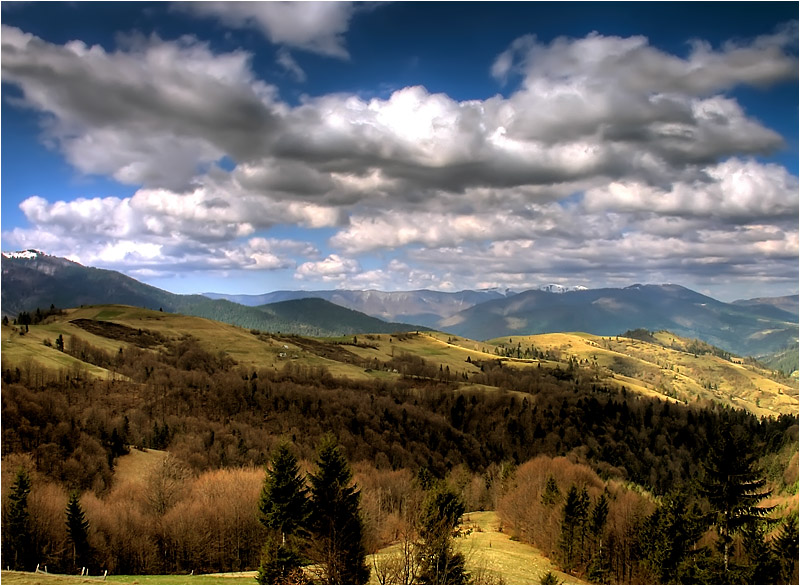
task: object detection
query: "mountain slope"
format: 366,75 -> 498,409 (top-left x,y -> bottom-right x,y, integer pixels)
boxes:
440,284 -> 798,357
732,295 -> 799,318
1,251 -> 424,336
205,288 -> 515,327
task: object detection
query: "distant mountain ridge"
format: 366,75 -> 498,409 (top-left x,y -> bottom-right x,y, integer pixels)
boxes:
2,250 -> 796,355
203,288 -> 518,327
438,284 -> 798,357
203,283 -> 590,325
0,250 -> 426,336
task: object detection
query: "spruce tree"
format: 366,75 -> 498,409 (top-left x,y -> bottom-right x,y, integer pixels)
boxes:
257,443 -> 309,585
773,514 -> 799,584
640,492 -> 705,583
558,485 -> 589,573
306,437 -> 369,584
4,469 -> 34,570
416,485 -> 468,585
700,424 -> 773,579
65,491 -> 92,571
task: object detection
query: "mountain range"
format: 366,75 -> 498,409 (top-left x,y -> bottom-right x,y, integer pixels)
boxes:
0,251 -> 425,337
2,250 -> 797,357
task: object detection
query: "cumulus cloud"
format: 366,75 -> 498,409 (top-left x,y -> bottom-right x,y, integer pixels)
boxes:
177,1 -> 357,58
1,26 -> 279,189
3,26 -> 794,198
583,159 -> 799,220
295,254 -> 361,282
492,24 -> 798,94
1,21 -> 797,295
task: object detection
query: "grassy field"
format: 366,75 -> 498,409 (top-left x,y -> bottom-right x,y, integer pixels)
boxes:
0,571 -> 256,585
457,511 -> 583,585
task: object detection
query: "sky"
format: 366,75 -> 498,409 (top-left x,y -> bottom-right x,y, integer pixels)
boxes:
1,1 -> 798,301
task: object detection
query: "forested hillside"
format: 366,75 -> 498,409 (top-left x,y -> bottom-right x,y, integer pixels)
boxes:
1,306 -> 797,583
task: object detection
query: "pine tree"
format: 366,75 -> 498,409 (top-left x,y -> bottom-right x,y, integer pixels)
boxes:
700,424 -> 774,579
257,443 -> 309,585
416,485 -> 469,585
306,437 -> 369,584
65,491 -> 92,571
3,469 -> 35,570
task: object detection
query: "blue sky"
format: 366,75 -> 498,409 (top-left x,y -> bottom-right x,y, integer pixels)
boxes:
2,2 -> 798,301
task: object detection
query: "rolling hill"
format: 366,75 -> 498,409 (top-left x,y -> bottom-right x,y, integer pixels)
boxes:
439,284 -> 798,357
3,304 -> 795,417
1,251 -> 425,336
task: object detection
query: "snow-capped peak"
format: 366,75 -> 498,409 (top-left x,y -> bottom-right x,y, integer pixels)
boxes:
2,249 -> 44,260
538,284 -> 588,294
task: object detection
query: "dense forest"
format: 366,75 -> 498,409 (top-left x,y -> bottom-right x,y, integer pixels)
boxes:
1,325 -> 798,583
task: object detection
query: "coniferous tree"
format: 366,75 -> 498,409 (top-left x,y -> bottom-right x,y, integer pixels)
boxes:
559,485 -> 589,573
700,425 -> 774,580
416,485 -> 468,585
307,437 -> 369,584
639,492 -> 705,583
741,523 -> 781,585
773,514 -> 799,584
3,469 -> 35,571
587,493 -> 610,581
257,443 -> 309,585
65,491 -> 92,571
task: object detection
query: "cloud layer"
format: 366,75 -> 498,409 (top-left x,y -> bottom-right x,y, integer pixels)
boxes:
2,19 -> 797,297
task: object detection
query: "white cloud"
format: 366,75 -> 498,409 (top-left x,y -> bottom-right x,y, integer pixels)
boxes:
492,25 -> 798,95
583,159 -> 799,220
178,1 -> 357,58
295,254 -> 361,282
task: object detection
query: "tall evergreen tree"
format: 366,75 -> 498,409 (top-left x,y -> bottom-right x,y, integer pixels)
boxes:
3,469 -> 35,570
65,491 -> 92,571
559,485 -> 589,573
773,514 -> 799,584
700,425 -> 774,579
257,443 -> 309,585
587,493 -> 610,582
306,437 -> 369,584
416,485 -> 469,585
639,492 -> 705,583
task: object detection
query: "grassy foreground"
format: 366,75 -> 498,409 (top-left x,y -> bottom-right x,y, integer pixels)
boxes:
0,571 -> 256,585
